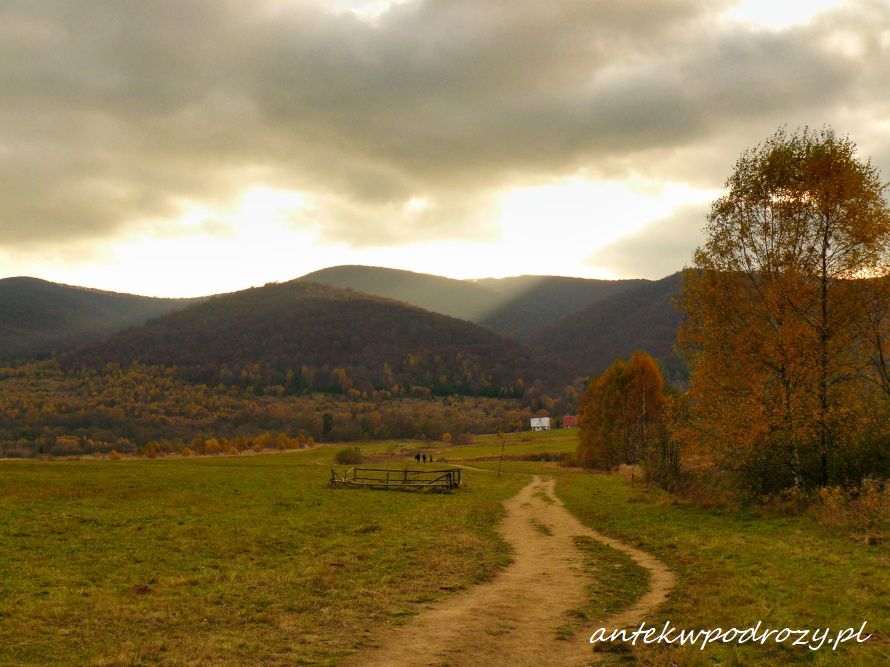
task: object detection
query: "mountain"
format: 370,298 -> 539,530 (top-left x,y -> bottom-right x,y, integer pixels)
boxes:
0,277 -> 196,362
298,265 -> 501,322
9,267 -> 688,386
532,272 -> 686,383
472,275 -> 647,340
300,265 -> 643,340
296,265 -> 683,381
65,280 -> 559,395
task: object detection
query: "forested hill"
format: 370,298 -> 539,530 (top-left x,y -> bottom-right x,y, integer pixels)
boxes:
0,277 -> 196,362
64,281 -> 559,396
7,267 -> 688,386
298,265 -> 501,322
532,272 -> 686,383
299,265 -> 644,340
297,265 -> 682,380
472,275 -> 647,341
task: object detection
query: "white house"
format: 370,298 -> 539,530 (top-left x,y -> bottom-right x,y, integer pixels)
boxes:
530,417 -> 551,431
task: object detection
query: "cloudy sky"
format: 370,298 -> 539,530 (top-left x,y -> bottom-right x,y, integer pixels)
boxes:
2,0 -> 889,296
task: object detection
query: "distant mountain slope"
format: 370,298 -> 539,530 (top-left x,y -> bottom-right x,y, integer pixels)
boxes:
532,272 -> 685,382
299,265 -> 501,322
300,265 -> 643,341
0,277 -> 196,362
65,280 -> 558,395
473,275 -> 647,341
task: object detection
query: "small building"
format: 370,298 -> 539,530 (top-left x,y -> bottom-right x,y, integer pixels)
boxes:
530,417 -> 551,431
562,415 -> 578,429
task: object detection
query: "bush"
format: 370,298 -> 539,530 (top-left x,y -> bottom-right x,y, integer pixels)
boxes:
811,477 -> 889,545
109,450 -> 122,460
453,433 -> 474,445
51,436 -> 84,457
334,447 -> 363,465
617,463 -> 642,481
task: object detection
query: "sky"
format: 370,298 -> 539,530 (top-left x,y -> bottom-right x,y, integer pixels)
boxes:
1,0 -> 889,297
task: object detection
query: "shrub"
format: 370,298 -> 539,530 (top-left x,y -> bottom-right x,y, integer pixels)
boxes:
51,436 -> 84,457
334,447 -> 363,465
109,450 -> 122,460
453,433 -> 474,445
617,464 -> 642,481
558,452 -> 580,467
811,477 -> 889,545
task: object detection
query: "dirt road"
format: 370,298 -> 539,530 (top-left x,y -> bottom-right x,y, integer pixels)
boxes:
342,475 -> 675,666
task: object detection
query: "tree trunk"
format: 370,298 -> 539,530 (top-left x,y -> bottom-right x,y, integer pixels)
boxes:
818,218 -> 831,486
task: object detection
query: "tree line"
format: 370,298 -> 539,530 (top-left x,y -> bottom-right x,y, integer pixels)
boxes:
0,362 -> 536,458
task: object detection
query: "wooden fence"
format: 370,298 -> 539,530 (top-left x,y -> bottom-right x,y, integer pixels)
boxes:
329,467 -> 462,492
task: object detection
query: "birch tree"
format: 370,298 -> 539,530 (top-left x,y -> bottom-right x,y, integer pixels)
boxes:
679,127 -> 890,491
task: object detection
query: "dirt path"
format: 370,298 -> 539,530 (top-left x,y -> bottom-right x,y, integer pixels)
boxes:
342,475 -> 675,667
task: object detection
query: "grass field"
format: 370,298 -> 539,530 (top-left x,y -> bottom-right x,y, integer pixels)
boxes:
437,429 -> 579,460
470,458 -> 890,665
558,471 -> 890,665
1,432 -> 887,665
0,448 -> 527,665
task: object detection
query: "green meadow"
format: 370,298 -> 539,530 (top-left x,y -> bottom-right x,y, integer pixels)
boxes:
467,459 -> 890,666
0,449 -> 526,665
1,433 -> 887,665
437,429 -> 579,460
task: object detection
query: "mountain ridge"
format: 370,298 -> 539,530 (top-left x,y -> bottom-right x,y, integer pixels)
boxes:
300,264 -> 650,341
532,272 -> 685,383
0,277 -> 199,362
298,265 -> 501,322
64,279 -> 562,395
3,266 -> 686,385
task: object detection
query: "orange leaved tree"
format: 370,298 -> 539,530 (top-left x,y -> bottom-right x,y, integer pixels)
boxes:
678,127 -> 890,493
577,351 -> 667,472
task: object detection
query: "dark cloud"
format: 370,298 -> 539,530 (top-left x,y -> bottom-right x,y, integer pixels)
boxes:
588,205 -> 709,278
1,0 -> 889,250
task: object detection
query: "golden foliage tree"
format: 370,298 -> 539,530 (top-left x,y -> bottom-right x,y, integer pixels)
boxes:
577,351 -> 666,470
679,127 -> 890,492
